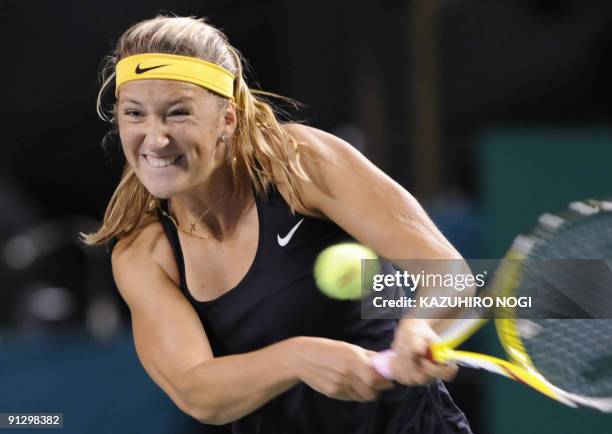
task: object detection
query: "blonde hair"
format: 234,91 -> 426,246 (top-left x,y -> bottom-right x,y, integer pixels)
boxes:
84,16 -> 313,246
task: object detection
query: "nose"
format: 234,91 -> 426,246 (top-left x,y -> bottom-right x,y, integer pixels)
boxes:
143,118 -> 170,149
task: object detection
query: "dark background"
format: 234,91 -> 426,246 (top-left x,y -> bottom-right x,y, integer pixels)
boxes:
4,0 -> 612,220
2,1 -> 612,433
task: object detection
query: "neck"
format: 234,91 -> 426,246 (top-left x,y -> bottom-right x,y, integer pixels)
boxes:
169,166 -> 253,239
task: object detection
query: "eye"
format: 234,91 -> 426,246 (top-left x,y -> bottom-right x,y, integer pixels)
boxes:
169,109 -> 189,117
124,109 -> 143,118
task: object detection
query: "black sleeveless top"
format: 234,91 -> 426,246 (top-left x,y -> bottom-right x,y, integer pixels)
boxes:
157,187 -> 472,434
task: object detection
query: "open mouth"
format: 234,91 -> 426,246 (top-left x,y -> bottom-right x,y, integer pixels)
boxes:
143,154 -> 183,168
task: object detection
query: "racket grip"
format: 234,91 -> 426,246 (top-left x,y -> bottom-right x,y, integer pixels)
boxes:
371,347 -> 438,380
370,349 -> 396,379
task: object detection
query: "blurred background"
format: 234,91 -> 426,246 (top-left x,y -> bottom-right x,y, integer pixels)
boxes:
2,0 -> 612,432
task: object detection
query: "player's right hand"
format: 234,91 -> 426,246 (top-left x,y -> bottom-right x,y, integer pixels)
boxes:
390,318 -> 458,385
290,337 -> 394,402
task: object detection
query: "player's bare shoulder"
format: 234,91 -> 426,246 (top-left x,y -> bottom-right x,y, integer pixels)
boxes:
282,123 -> 355,182
111,220 -> 181,302
282,122 -> 347,156
280,122 -> 354,212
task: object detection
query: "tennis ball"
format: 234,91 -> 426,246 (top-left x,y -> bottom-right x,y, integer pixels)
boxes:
314,243 -> 380,300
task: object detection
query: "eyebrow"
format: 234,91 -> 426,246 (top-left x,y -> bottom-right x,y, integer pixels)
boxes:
167,96 -> 194,105
118,99 -> 142,106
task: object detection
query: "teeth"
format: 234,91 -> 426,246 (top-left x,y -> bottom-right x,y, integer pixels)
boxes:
145,155 -> 179,168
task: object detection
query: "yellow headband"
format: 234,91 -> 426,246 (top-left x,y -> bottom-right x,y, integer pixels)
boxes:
115,53 -> 235,99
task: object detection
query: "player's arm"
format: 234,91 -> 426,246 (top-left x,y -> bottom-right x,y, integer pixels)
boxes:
284,124 -> 463,278
112,234 -> 389,424
286,124 -> 475,321
111,237 -> 300,424
285,124 -> 461,259
285,124 -> 467,383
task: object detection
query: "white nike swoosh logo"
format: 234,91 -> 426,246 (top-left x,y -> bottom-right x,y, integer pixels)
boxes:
277,218 -> 305,247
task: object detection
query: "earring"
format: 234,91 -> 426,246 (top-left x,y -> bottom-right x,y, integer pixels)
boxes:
220,133 -> 228,142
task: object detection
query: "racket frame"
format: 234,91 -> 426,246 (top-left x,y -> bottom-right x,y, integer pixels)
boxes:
427,199 -> 612,411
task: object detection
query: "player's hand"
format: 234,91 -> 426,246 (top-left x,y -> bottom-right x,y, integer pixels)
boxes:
390,318 -> 458,385
292,337 -> 394,402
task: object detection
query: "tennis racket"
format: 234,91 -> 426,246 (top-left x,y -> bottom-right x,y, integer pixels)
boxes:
370,199 -> 612,411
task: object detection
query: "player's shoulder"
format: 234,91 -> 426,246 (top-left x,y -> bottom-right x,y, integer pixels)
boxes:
282,122 -> 360,171
112,220 -> 179,284
112,220 -> 165,261
283,123 -> 341,151
281,122 -> 359,202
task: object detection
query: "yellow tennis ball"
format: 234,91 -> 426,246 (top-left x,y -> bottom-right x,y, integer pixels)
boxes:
314,243 -> 380,300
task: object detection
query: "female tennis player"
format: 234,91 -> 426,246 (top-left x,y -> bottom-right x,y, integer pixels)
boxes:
85,15 -> 472,433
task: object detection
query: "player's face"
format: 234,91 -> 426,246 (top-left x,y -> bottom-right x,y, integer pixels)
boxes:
117,80 -> 233,198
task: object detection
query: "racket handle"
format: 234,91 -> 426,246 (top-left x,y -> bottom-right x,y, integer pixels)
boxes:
370,347 -> 438,380
370,350 -> 396,379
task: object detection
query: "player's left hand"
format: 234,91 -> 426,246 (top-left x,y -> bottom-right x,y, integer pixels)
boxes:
390,318 -> 458,385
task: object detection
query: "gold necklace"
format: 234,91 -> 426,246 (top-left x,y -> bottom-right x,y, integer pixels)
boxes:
160,197 -> 223,239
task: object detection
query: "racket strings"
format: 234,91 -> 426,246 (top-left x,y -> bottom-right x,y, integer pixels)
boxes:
522,320 -> 612,398
512,210 -> 612,399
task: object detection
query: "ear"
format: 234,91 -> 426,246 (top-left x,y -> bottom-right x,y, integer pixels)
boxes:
220,100 -> 238,139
